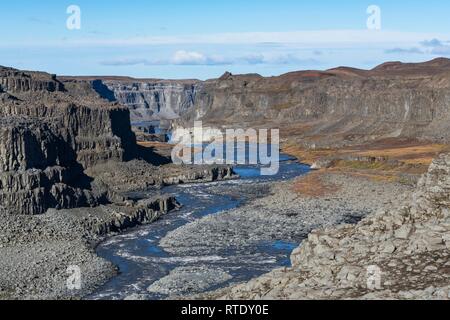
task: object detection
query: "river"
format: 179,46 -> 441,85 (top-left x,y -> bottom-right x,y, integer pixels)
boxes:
90,152 -> 310,300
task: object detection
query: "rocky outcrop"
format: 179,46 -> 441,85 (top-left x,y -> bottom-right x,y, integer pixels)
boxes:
0,71 -> 138,168
87,195 -> 180,236
86,160 -> 236,194
0,166 -> 105,215
207,153 -> 450,300
0,66 -> 139,215
0,67 -> 64,93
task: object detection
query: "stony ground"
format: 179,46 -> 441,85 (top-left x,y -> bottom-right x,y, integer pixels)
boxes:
0,208 -> 115,300
147,266 -> 233,296
0,198 -> 179,300
157,172 -> 413,299
161,173 -> 411,256
200,154 -> 450,300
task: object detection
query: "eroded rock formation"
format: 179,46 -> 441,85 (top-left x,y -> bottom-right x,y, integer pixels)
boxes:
105,80 -> 198,123
61,76 -> 200,123
0,66 -> 138,215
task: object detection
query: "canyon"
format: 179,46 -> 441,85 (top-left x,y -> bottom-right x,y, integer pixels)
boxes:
1,58 -> 449,300
85,58 -> 450,300
0,66 -> 233,299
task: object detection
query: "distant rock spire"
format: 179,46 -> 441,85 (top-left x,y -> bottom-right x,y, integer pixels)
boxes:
219,71 -> 233,81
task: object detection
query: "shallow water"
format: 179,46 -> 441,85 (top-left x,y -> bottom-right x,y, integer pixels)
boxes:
89,153 -> 309,300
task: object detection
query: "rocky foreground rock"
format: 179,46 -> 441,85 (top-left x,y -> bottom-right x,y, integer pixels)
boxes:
202,153 -> 450,300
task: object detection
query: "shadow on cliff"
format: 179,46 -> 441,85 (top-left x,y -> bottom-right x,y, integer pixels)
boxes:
69,163 -> 96,189
136,145 -> 172,166
91,80 -> 117,102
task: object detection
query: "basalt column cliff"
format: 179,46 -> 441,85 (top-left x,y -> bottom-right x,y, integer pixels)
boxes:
0,67 -> 137,215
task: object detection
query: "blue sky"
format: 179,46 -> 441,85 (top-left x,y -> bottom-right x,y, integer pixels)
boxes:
2,0 -> 450,79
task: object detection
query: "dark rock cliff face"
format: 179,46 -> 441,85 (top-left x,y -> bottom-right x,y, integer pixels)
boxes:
0,67 -> 138,215
0,68 -> 64,93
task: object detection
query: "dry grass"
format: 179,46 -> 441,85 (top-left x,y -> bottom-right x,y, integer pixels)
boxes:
291,171 -> 339,198
282,143 -> 334,165
282,138 -> 450,183
283,140 -> 449,167
353,144 -> 450,166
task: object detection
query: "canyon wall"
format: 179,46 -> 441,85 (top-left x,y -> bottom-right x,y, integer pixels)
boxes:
178,59 -> 450,147
0,67 -> 138,214
91,58 -> 450,148
99,79 -> 199,123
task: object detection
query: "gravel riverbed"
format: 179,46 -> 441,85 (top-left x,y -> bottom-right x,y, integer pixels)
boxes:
157,173 -> 413,298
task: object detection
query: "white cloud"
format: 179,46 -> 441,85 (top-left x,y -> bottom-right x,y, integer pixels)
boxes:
173,50 -> 207,65
384,38 -> 450,56
100,51 -> 321,67
385,47 -> 424,54
101,51 -> 230,66
420,38 -> 444,47
418,38 -> 450,55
